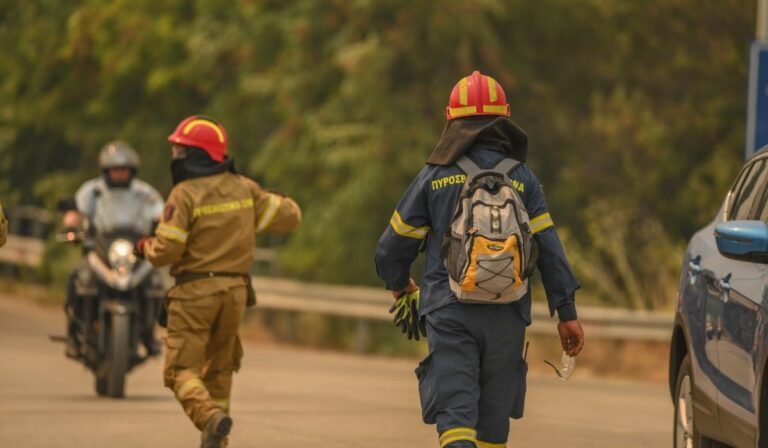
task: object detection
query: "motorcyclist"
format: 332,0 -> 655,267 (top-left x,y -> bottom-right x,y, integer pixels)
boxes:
62,141 -> 165,358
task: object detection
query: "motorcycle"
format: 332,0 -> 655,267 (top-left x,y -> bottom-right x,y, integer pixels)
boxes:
57,229 -> 164,398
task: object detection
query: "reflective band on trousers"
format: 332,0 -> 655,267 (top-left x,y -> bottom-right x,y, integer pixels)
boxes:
176,377 -> 206,400
212,397 -> 230,411
530,212 -> 554,234
157,223 -> 189,243
477,440 -> 507,448
256,193 -> 283,232
389,210 -> 429,240
439,427 -> 477,448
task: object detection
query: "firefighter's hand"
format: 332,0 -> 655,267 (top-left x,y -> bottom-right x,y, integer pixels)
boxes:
558,320 -> 584,357
134,238 -> 149,258
62,210 -> 82,229
389,289 -> 426,341
392,278 -> 418,299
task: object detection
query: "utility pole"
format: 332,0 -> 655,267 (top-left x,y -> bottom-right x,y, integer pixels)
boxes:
746,0 -> 768,158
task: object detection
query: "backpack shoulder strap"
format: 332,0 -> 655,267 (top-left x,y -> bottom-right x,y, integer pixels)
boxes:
456,156 -> 482,178
492,158 -> 521,176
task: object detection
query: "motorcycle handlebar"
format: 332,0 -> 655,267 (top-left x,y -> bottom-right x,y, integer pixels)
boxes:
56,231 -> 85,243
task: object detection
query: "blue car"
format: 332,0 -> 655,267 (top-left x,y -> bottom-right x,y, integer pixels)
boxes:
671,146 -> 768,447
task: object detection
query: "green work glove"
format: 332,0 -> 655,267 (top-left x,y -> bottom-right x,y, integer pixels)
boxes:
389,290 -> 427,341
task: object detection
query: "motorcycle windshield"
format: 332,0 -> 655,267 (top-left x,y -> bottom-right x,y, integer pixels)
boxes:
91,189 -> 155,235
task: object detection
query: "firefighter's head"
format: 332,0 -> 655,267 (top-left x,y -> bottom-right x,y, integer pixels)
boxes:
98,141 -> 139,188
445,71 -> 511,120
167,115 -> 229,162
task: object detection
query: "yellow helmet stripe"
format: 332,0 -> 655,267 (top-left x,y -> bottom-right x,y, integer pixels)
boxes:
183,119 -> 225,143
459,77 -> 469,105
447,105 -> 479,118
487,77 -> 498,102
482,104 -> 509,114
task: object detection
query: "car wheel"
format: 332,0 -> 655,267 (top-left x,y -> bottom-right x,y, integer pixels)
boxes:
674,354 -> 715,448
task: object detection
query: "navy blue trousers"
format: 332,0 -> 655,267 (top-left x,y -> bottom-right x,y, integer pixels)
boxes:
416,303 -> 528,448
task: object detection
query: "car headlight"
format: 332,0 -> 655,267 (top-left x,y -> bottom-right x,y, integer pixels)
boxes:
108,239 -> 137,272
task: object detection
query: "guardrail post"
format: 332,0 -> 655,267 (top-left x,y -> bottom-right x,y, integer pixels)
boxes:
355,319 -> 369,353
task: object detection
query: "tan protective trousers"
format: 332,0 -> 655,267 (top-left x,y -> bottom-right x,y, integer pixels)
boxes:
164,285 -> 246,430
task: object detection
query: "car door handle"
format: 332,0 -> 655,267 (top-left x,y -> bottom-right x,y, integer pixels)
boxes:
719,273 -> 732,303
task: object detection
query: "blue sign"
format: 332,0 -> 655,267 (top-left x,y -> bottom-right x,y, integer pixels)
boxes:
746,41 -> 768,158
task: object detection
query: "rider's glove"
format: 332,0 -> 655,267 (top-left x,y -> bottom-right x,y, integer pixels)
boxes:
389,290 -> 427,341
134,238 -> 149,258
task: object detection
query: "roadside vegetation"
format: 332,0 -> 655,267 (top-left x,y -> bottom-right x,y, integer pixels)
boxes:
0,0 -> 755,310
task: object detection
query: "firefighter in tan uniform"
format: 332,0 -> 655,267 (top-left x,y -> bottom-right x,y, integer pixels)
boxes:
137,115 -> 301,448
0,202 -> 7,247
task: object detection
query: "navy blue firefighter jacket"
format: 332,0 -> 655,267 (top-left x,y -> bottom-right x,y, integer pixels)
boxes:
374,146 -> 579,324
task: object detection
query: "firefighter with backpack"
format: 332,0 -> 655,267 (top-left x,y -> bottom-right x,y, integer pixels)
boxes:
375,71 -> 584,448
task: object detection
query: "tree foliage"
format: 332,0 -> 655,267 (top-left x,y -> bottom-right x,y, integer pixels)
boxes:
0,0 -> 757,308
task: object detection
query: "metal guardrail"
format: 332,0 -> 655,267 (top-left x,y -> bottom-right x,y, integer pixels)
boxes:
251,276 -> 674,343
0,206 -> 52,269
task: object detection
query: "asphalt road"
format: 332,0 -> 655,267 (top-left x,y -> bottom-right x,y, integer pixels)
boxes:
0,294 -> 672,447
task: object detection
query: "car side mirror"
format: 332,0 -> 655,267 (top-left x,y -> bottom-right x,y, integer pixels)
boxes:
714,220 -> 768,263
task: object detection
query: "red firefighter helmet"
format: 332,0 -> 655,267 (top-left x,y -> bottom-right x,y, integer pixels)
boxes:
445,71 -> 511,120
167,115 -> 229,162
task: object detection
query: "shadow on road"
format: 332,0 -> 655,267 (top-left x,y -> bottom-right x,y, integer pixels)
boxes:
51,394 -> 173,403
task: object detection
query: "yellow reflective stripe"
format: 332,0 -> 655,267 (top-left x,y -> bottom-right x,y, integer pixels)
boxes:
447,106 -> 478,118
487,77 -> 497,102
459,77 -> 468,105
477,440 -> 506,448
389,210 -> 429,240
212,397 -> 230,411
439,427 -> 477,447
530,212 -> 554,234
192,198 -> 254,218
441,436 -> 476,447
256,193 -> 283,232
157,223 -> 188,243
482,104 -> 509,114
176,378 -> 206,400
183,119 -> 225,143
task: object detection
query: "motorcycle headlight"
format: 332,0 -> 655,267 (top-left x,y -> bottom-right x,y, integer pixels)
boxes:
108,239 -> 137,272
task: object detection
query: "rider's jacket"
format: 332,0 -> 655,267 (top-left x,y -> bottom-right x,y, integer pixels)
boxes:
75,177 -> 164,235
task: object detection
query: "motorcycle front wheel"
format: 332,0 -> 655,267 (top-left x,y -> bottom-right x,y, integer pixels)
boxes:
105,312 -> 130,398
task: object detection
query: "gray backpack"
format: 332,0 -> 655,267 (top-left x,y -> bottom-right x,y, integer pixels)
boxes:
442,156 -> 538,303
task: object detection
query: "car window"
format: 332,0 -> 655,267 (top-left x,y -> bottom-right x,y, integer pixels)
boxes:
728,162 -> 754,218
730,159 -> 767,220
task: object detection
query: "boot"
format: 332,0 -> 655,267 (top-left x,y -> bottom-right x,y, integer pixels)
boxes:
201,411 -> 232,448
